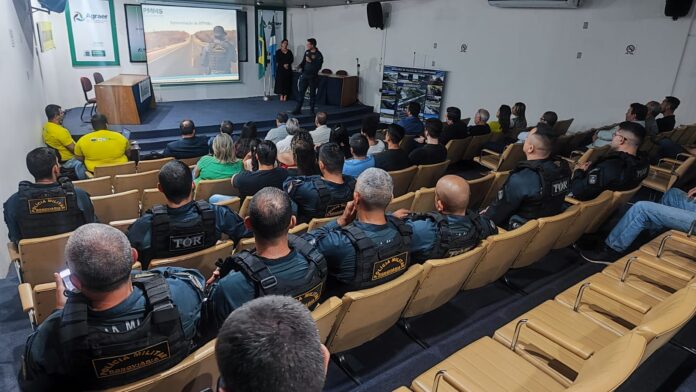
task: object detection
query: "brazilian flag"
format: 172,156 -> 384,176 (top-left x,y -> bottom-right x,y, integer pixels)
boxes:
257,15 -> 267,79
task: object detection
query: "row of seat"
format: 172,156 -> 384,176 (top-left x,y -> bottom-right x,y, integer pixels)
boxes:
401,231 -> 696,392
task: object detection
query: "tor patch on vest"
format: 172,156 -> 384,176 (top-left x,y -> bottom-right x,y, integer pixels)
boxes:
295,282 -> 323,308
371,252 -> 408,281
551,179 -> 569,196
91,341 -> 170,378
325,203 -> 347,217
27,197 -> 68,214
169,232 -> 205,252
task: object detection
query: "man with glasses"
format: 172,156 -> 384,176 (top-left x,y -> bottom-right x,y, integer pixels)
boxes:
568,122 -> 649,201
587,103 -> 647,149
42,104 -> 87,179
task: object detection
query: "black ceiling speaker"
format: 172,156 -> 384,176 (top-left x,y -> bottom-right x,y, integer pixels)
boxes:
367,2 -> 384,29
38,0 -> 67,13
665,0 -> 693,20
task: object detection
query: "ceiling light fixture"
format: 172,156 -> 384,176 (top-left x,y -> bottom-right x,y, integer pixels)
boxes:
302,4 -> 308,8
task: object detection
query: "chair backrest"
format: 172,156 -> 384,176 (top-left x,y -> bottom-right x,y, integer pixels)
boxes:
93,72 -> 105,85
461,220 -> 539,290
149,241 -> 235,278
113,170 -> 159,197
479,171 -> 510,209
103,339 -> 218,392
408,160 -> 450,193
238,196 -> 252,218
20,282 -> 56,326
18,231 -> 72,286
585,185 -> 641,234
553,118 -> 574,135
308,216 -> 338,231
93,161 -> 137,179
311,296 -> 343,344
669,126 -> 686,143
389,166 -> 418,198
467,173 -> 495,211
569,332 -> 646,392
402,245 -> 486,318
553,191 -> 613,249
137,157 -> 174,173
386,192 -> 415,213
495,143 -> 525,172
213,196 -> 241,213
335,70 -> 348,76
91,189 -> 141,224
445,138 -> 471,163
179,156 -> 204,167
511,208 -> 579,269
73,176 -> 113,196
461,134 -> 492,161
326,264 -> 423,353
555,134 -> 574,157
410,187 -> 436,213
110,218 -> 137,233
193,178 -> 234,202
675,156 -> 695,179
320,68 -> 333,74
141,188 -> 168,213
80,77 -> 93,97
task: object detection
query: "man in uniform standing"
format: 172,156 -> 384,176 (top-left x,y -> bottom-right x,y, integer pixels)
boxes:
292,38 -> 323,115
201,26 -> 237,75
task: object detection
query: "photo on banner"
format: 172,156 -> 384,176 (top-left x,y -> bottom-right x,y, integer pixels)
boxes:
65,0 -> 120,66
379,65 -> 446,123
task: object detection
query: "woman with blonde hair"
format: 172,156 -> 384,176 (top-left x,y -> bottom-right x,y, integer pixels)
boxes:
193,133 -> 243,184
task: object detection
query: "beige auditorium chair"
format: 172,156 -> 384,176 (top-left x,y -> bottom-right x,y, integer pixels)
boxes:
474,143 -> 525,173
193,178 -> 235,202
235,224 -> 309,252
408,161 -> 450,193
18,282 -> 57,327
178,156 -> 204,167
461,133 -> 492,161
91,190 -> 140,224
73,176 -> 112,196
386,192 -> 415,214
308,216 -> 338,231
113,170 -> 159,197
466,172 -> 495,211
141,188 -> 168,213
389,166 -> 418,198
642,156 -> 695,194
511,208 -> 579,269
602,253 -> 693,300
136,157 -> 174,173
478,171 -> 510,209
311,296 -> 343,344
14,231 -> 72,286
584,185 -> 642,234
410,187 -> 436,214
213,196 -> 241,213
445,138 -> 471,164
554,191 -> 613,249
238,196 -> 252,218
639,229 -> 696,263
93,161 -> 136,180
149,241 -> 235,278
110,218 -> 137,233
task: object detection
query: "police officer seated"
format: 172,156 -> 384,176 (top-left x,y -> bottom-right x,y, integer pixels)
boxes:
3,147 -> 96,246
20,223 -> 205,391
394,175 -> 498,264
482,125 -> 572,230
207,187 -> 327,328
284,143 -> 356,224
569,121 -> 649,201
127,160 -> 250,268
305,168 -> 413,298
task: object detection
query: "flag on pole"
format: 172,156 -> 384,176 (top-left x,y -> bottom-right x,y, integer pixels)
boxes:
257,15 -> 267,79
269,15 -> 278,80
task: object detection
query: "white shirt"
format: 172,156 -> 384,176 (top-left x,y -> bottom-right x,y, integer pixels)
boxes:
276,134 -> 294,154
367,140 -> 386,155
310,125 -> 332,145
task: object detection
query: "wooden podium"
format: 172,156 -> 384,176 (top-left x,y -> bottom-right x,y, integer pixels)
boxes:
95,74 -> 156,125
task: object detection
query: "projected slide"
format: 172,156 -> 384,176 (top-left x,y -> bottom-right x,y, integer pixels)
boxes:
142,4 -> 239,84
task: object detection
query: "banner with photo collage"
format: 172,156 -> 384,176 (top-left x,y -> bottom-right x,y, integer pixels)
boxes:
379,65 -> 446,124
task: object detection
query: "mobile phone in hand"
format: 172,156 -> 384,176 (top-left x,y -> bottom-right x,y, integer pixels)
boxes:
59,268 -> 79,293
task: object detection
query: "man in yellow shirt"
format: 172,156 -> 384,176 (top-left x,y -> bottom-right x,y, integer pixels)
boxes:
74,114 -> 130,173
42,104 -> 87,179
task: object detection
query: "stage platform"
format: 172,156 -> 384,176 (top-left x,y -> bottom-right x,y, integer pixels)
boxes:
64,96 -> 373,154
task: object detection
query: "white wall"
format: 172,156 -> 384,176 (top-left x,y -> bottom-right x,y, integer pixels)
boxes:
291,0 -> 695,130
0,1 -> 47,275
673,11 -> 696,125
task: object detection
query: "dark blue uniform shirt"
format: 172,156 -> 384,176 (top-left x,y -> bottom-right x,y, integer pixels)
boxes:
163,136 -> 210,159
283,175 -> 355,224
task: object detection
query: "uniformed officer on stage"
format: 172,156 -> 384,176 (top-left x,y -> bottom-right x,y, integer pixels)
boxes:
127,160 -> 250,268
305,168 -> 413,298
201,26 -> 237,75
292,38 -> 324,115
3,147 -> 96,245
284,143 -> 356,224
394,175 -> 498,264
482,125 -> 572,230
207,187 -> 327,329
569,121 -> 649,201
20,224 -> 205,390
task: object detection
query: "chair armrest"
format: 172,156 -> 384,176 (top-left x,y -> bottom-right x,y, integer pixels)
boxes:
7,242 -> 19,261
590,283 -> 651,314
677,152 -> 694,160
526,319 -> 594,360
496,226 -> 508,233
632,256 -> 693,282
569,150 -> 584,160
560,156 -> 576,164
658,158 -> 683,167
649,165 -> 674,175
214,196 -> 241,211
480,149 -> 500,157
565,197 -> 581,205
18,283 -> 34,313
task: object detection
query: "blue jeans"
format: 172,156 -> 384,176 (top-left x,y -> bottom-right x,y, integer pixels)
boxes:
605,188 -> 696,252
209,194 -> 234,204
62,158 -> 87,180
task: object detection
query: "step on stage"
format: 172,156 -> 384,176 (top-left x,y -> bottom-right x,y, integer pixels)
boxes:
64,96 -> 373,154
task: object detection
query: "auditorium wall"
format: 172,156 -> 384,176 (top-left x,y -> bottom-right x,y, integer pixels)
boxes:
1,1 -> 47,275
289,0 -> 696,130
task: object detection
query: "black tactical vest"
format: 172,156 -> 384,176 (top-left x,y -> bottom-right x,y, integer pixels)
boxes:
17,180 -> 86,239
216,235 -> 327,309
341,216 -> 413,291
511,159 -> 571,227
595,152 -> 650,191
150,201 -> 218,259
312,176 -> 356,218
57,273 -> 190,390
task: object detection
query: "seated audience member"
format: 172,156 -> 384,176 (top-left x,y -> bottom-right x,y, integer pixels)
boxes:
20,223 -> 205,390
581,186 -> 696,262
569,122 -> 649,201
276,118 -> 302,154
208,188 -> 328,325
208,120 -> 234,151
309,112 -> 331,145
468,109 -> 492,136
511,102 -> 527,132
305,168 -> 413,297
409,118 -> 448,166
215,296 -> 330,392
127,160 -> 249,267
587,103 -> 647,149
374,124 -> 412,172
4,147 -> 96,245
517,111 -> 558,143
656,96 -> 680,133
362,114 -> 386,155
488,104 -> 512,135
644,100 -> 661,137
482,126 -> 571,230
397,102 -> 424,136
655,139 -> 696,161
440,106 -> 469,145
264,112 -> 290,144
396,175 -> 498,264
163,119 -> 209,159
329,124 -> 352,159
42,104 -> 87,179
343,133 -> 375,177
284,143 -> 356,224
74,114 -> 130,173
194,133 -> 242,184
235,121 -> 260,160
289,139 -> 321,176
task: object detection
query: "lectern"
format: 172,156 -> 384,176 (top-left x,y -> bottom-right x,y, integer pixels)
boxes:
95,74 -> 156,125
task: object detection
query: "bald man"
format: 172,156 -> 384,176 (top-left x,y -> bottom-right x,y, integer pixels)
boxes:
394,175 -> 498,264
